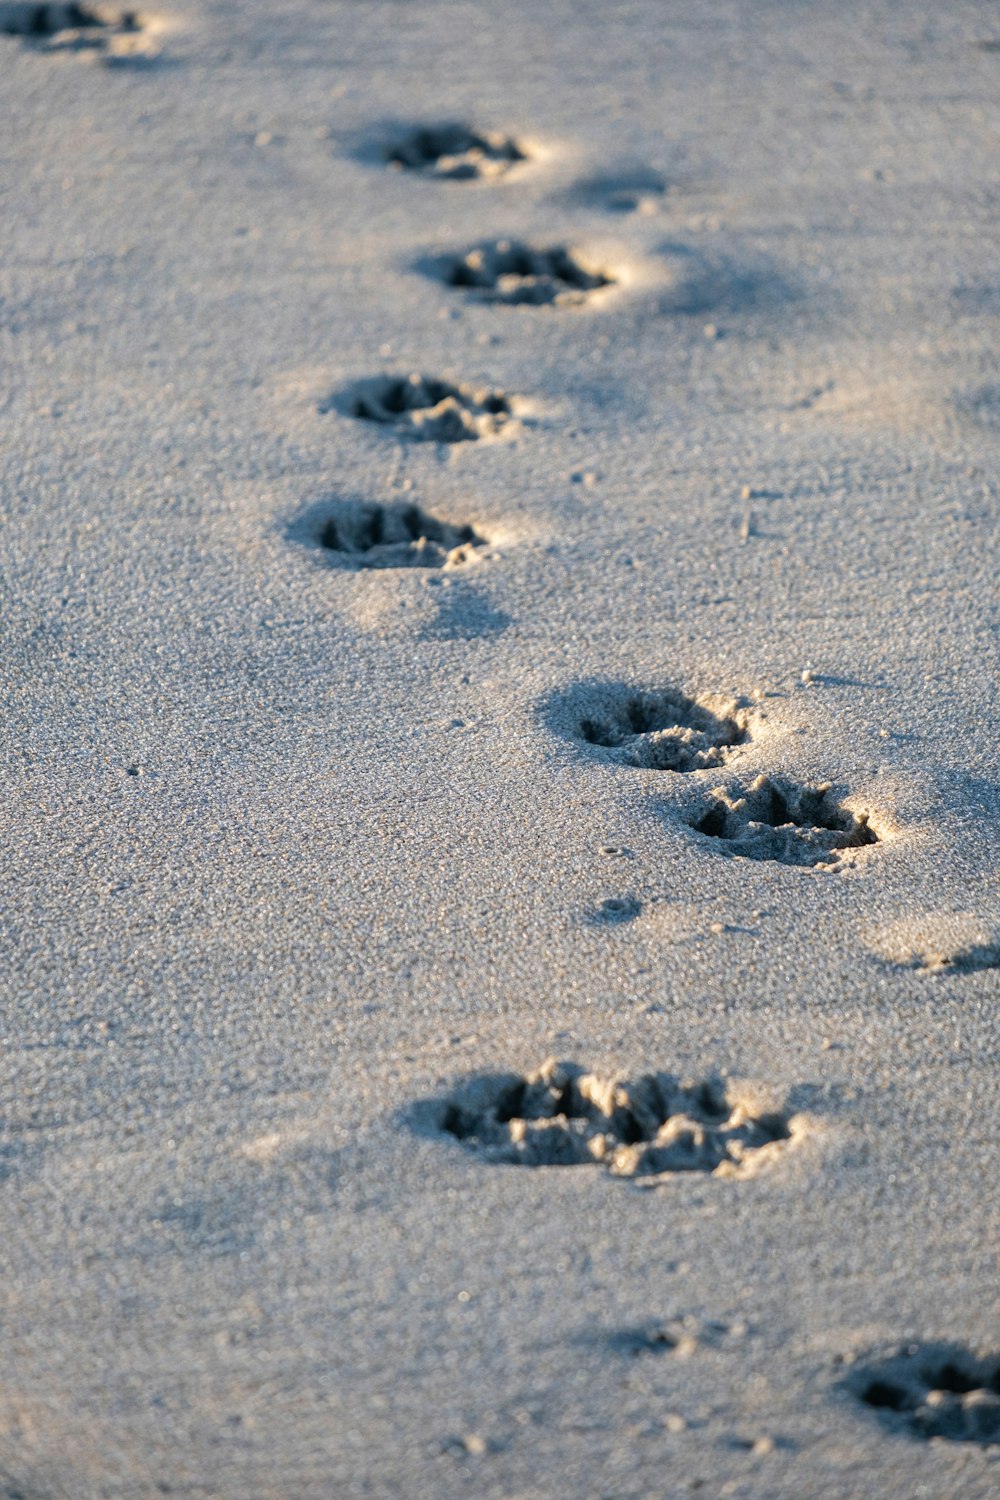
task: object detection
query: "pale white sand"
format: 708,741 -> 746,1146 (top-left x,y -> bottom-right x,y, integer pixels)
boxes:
1,2 -> 999,1495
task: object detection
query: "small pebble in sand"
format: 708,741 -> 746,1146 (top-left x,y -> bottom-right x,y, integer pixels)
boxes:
800,668 -> 815,685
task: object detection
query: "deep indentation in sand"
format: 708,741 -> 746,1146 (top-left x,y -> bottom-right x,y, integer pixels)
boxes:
386,123 -> 525,180
318,500 -> 485,570
688,774 -> 877,867
338,373 -> 512,442
0,2 -> 140,38
558,683 -> 748,772
441,240 -> 614,306
435,1058 -> 794,1178
848,1345 -> 1000,1444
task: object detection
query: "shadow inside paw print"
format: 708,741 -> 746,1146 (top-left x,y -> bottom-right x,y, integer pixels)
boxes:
686,774 -> 878,868
1,2 -> 141,43
436,239 -> 614,306
330,373 -> 513,442
543,680 -> 749,772
847,1343 -> 1000,1444
386,123 -> 525,180
314,499 -> 486,570
421,1057 -> 795,1180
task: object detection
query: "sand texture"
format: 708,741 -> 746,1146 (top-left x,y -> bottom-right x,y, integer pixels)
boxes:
1,2 -> 1000,1496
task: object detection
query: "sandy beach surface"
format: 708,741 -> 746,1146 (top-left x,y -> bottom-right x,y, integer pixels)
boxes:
2,2 -> 999,1495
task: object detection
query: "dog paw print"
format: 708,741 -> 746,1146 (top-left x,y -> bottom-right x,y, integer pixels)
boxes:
1,2 -> 146,49
316,499 -> 486,570
438,240 -> 614,306
687,774 -> 877,867
847,1344 -> 1000,1444
430,1057 -> 796,1180
386,123 -> 525,180
333,373 -> 513,443
546,682 -> 749,772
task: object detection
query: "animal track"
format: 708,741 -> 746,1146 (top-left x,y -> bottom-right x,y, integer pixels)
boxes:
336,374 -> 512,442
687,774 -> 877,867
434,1058 -> 794,1179
848,1344 -> 1000,1444
386,123 -> 525,180
0,2 -> 141,43
549,682 -> 748,772
440,240 -> 614,306
317,500 -> 485,570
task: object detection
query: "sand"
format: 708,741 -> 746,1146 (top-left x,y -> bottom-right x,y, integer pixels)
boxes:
1,2 -> 999,1495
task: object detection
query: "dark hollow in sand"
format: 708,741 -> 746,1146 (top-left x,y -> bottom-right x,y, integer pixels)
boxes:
0,3 -> 140,36
545,681 -> 748,772
318,500 -> 485,570
847,1344 -> 1000,1444
441,239 -> 614,306
431,1058 -> 792,1178
339,373 -> 512,442
687,773 -> 878,867
386,123 -> 525,180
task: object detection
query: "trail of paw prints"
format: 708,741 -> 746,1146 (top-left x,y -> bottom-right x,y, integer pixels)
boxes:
432,239 -> 615,307
423,1057 -> 802,1181
544,680 -> 881,870
327,373 -> 515,443
385,122 -> 526,181
0,2 -> 160,59
844,1343 -> 1000,1444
